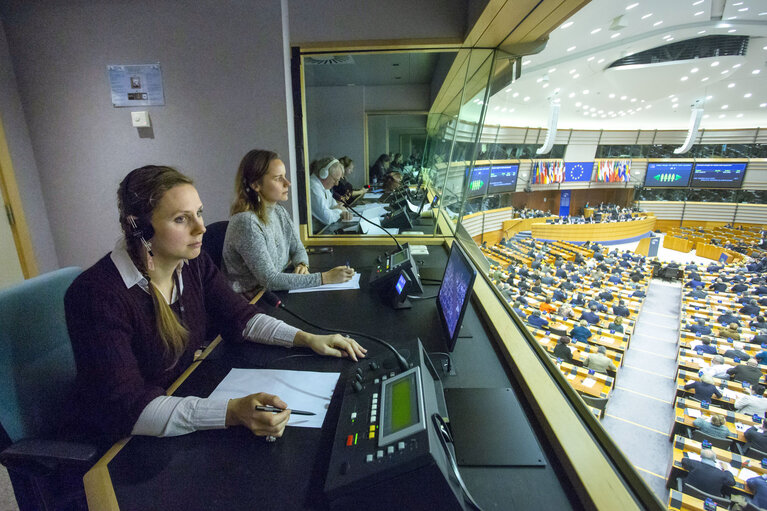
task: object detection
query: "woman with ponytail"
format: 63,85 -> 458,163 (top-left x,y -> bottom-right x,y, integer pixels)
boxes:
65,165 -> 365,446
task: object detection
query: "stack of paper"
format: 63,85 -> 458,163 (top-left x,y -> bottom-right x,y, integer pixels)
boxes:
686,452 -> 701,461
582,378 -> 597,388
686,408 -> 702,418
289,273 -> 361,293
739,467 -> 760,480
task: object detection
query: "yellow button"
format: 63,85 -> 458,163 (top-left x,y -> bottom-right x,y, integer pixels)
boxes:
369,425 -> 375,432
368,432 -> 375,439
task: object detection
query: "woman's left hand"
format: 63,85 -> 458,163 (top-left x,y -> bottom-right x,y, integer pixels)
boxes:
294,332 -> 367,361
294,264 -> 309,275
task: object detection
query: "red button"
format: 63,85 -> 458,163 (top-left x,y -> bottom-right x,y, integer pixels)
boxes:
346,435 -> 353,446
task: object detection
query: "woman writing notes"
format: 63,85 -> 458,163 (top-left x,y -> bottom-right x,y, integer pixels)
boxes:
65,165 -> 365,444
223,150 -> 354,294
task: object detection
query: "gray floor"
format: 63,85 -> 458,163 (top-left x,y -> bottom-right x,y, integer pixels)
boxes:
602,279 -> 682,503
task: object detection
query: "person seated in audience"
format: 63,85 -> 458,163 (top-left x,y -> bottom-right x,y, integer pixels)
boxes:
516,292 -> 529,306
732,281 -> 749,293
598,289 -> 614,302
531,279 -> 543,295
686,287 -> 707,299
707,263 -> 722,274
512,299 -> 526,319
552,286 -> 568,303
539,297 -> 557,314
223,150 -> 354,295
695,337 -> 718,355
745,423 -> 767,453
561,278 -> 576,291
608,316 -> 624,333
555,265 -> 567,279
580,304 -> 601,326
701,355 -> 731,379
612,299 -> 630,318
587,298 -> 608,313
629,269 -> 643,283
727,358 -> 762,386
630,284 -> 646,298
552,336 -> 573,363
735,384 -> 767,416
745,474 -> 767,510
558,302 -> 576,320
723,341 -> 751,362
608,273 -> 622,285
569,320 -> 593,343
738,293 -> 756,305
741,299 -> 761,316
309,157 -> 352,227
584,345 -> 616,374
378,171 -> 403,201
722,323 -> 741,341
710,278 -> 727,292
527,310 -> 549,329
690,417 -> 731,442
592,269 -> 605,282
718,311 -> 742,327
685,374 -> 723,402
688,318 -> 713,336
688,269 -> 702,282
752,316 -> 767,331
541,272 -> 555,285
571,292 -> 586,307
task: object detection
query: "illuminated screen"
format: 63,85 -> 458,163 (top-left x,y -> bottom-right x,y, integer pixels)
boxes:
488,165 -> 519,193
564,162 -> 593,182
437,243 -> 478,352
467,166 -> 490,197
382,373 -> 419,436
390,250 -> 408,267
690,163 -> 747,188
395,274 -> 406,295
644,162 -> 693,187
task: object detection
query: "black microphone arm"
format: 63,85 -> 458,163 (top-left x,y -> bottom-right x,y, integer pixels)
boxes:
261,291 -> 410,372
333,191 -> 403,252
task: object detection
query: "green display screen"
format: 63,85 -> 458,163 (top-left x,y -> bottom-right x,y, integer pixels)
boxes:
390,250 -> 408,267
387,373 -> 418,434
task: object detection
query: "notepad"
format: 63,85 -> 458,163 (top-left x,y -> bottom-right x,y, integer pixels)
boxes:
686,452 -> 701,462
740,467 -> 760,480
582,378 -> 597,388
735,422 -> 749,433
686,408 -> 702,418
566,374 -> 576,380
289,273 -> 361,293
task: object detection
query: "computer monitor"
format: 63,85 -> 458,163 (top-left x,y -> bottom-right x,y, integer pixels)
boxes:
690,162 -> 747,188
643,162 -> 693,187
487,164 -> 519,193
466,166 -> 490,197
436,243 -> 478,352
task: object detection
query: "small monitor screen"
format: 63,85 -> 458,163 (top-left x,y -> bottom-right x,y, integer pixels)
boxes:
467,166 -> 490,197
390,249 -> 409,267
395,274 -> 407,295
437,243 -> 478,352
564,162 -> 593,182
487,164 -> 519,193
644,162 -> 693,187
690,162 -> 747,188
381,371 -> 419,437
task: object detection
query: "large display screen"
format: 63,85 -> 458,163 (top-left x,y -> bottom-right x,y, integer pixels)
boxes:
487,164 -> 519,193
643,162 -> 693,187
437,243 -> 477,352
564,162 -> 593,182
690,162 -> 747,188
467,166 -> 490,197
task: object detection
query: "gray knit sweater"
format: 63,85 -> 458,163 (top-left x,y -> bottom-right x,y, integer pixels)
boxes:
222,206 -> 322,292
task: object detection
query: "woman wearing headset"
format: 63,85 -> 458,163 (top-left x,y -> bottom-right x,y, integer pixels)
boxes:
223,150 -> 354,294
64,165 -> 365,445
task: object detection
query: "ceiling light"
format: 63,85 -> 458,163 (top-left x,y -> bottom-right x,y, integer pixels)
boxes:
591,28 -> 601,34
630,98 -> 637,102
583,89 -> 590,94
554,88 -> 561,93
727,16 -> 737,20
737,113 -> 744,118
505,88 -> 512,92
573,74 -> 580,79
721,105 -> 728,109
609,93 -> 616,98
760,12 -> 767,16
569,69 -> 577,74
732,63 -> 741,68
569,92 -> 576,98
549,68 -> 557,73
636,107 -> 643,111
597,58 -> 605,64
501,107 -> 507,112
524,96 -> 530,101
745,93 -> 752,98
645,105 -> 652,109
576,102 -> 582,107
668,94 -> 676,98
694,11 -> 704,16
681,76 -> 689,81
513,92 -> 519,97
753,70 -> 761,75
567,46 -> 576,52
626,3 -> 639,10
621,95 -> 628,100
738,8 -> 748,12
536,77 -> 543,83
728,29 -> 737,33
693,0 -> 704,5
733,2 -> 743,5
711,61 -> 720,67
691,67 -> 699,73
561,21 -> 574,29
509,108 -> 515,112
702,77 -> 709,82
761,103 -> 767,108
654,20 -> 663,26
642,13 -> 653,19
706,95 -> 713,100
587,56 -> 595,62
611,33 -> 621,39
542,83 -> 549,88
703,114 -> 710,118
523,60 -> 532,65
721,70 -> 729,75
494,106 -> 500,111
698,30 -> 706,34
728,83 -> 736,88
590,107 -> 597,111
719,114 -> 726,118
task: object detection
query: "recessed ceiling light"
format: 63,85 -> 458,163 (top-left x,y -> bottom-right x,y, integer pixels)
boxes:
621,95 -> 628,100
698,30 -> 706,35
590,107 -> 597,111
569,92 -> 576,98
694,11 -> 704,15
609,93 -> 616,98
744,93 -> 752,98
567,46 -> 576,52
561,21 -> 574,29
721,105 -> 728,109
668,94 -> 676,98
764,46 -> 767,50
536,77 -> 543,83
666,37 -> 674,42
630,98 -> 637,102
505,88 -> 512,93
738,8 -> 748,12
513,92 -> 519,97
597,58 -> 605,64
591,28 -> 601,34
681,76 -> 689,81
737,113 -> 744,118
542,83 -> 549,88
706,95 -> 713,100
523,60 -> 532,65
727,16 -> 737,20
642,13 -> 653,19
501,107 -> 507,112
573,74 -> 580,79
494,106 -> 500,111
693,0 -> 704,5
703,114 -> 710,118
691,67 -> 699,73
721,70 -> 729,75
549,68 -> 557,73
760,12 -> 767,16
554,88 -> 561,93
702,77 -> 709,82
569,69 -> 577,74
733,2 -> 744,5
711,61 -> 720,67
583,90 -> 590,94
626,3 -> 639,10
587,56 -> 595,62
611,33 -> 621,39
760,103 -> 767,108
654,20 -> 663,26
645,104 -> 652,109
524,96 -> 530,101
636,107 -> 643,111
719,114 -> 726,118
732,64 -> 741,69
575,102 -> 582,107
728,83 -> 735,88
728,29 -> 737,33
509,108 -> 515,112
753,70 -> 761,75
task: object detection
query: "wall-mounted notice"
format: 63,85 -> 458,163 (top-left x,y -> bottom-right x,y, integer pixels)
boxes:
107,64 -> 165,107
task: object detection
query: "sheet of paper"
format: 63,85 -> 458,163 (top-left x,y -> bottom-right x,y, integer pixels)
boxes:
735,422 -> 749,432
355,203 -> 388,217
600,337 -> 614,344
582,377 -> 597,388
686,408 -> 702,418
686,452 -> 701,462
363,192 -> 383,199
208,369 -> 340,428
362,223 -> 399,236
566,373 -> 576,380
289,272 -> 360,293
739,467 -> 760,480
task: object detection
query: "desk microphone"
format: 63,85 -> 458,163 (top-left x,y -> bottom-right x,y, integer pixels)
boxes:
333,191 -> 403,252
261,291 -> 410,372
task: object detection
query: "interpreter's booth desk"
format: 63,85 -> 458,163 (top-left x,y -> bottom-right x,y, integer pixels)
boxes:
83,242 -> 583,511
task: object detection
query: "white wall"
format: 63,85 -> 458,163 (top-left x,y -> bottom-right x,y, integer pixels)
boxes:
1,0 -> 295,267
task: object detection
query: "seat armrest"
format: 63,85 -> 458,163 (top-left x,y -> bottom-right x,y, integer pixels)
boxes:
0,438 -> 98,472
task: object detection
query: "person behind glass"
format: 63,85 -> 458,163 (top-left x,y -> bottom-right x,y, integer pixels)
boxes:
369,153 -> 391,185
223,150 -> 354,295
378,171 -> 403,203
390,153 -> 404,171
309,157 -> 352,228
64,166 -> 366,446
331,156 -> 367,205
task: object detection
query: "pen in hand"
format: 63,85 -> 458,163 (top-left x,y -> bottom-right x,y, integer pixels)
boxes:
255,405 -> 316,416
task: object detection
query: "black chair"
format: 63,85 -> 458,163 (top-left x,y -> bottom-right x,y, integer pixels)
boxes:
676,479 -> 733,508
744,501 -> 767,511
740,444 -> 767,460
0,267 -> 98,511
580,394 -> 609,419
691,430 -> 733,451
201,220 -> 229,269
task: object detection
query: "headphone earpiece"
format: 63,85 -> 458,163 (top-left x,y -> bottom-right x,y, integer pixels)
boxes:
319,165 -> 329,179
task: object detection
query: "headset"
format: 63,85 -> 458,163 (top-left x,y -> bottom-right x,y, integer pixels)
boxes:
318,158 -> 339,179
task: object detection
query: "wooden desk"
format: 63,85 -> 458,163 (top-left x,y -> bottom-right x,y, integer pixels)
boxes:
556,361 -> 614,398
664,236 -> 695,253
672,397 -> 756,443
530,216 -> 656,243
667,488 -> 706,511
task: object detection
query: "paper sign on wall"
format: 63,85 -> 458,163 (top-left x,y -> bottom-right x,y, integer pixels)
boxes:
107,64 -> 165,107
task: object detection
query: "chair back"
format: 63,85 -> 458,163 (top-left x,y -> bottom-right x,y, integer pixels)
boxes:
581,394 -> 609,411
691,429 -> 732,451
682,483 -> 731,507
0,267 -> 82,444
201,220 -> 229,269
744,501 -> 767,511
745,445 -> 767,460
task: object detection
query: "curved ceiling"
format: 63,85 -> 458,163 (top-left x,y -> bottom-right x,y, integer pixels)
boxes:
476,0 -> 767,130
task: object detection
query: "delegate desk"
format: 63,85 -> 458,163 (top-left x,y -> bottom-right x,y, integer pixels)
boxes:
530,216 -> 656,244
83,244 -> 577,510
